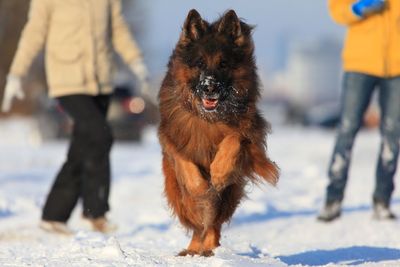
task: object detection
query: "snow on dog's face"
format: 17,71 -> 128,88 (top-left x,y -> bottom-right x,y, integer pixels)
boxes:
171,9 -> 259,123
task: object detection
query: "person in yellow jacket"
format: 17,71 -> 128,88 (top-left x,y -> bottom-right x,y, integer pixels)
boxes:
1,0 -> 149,233
318,0 -> 400,222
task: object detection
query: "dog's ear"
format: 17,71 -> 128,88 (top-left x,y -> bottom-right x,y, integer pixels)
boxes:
218,10 -> 241,39
180,9 -> 208,44
218,10 -> 250,46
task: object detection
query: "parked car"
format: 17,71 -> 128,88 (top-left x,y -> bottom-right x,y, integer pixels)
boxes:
108,85 -> 147,141
302,102 -> 340,128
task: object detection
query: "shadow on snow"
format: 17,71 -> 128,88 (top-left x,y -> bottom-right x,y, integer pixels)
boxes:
118,222 -> 170,238
0,208 -> 13,218
232,199 -> 400,225
237,245 -> 263,258
278,246 -> 400,266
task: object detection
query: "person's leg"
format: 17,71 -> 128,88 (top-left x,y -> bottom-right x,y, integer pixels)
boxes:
325,72 -> 378,203
42,95 -> 91,222
81,94 -> 113,219
42,95 -> 112,222
373,76 -> 400,207
93,94 -> 111,117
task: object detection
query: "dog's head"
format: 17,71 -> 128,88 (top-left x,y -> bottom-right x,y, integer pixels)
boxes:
171,9 -> 259,122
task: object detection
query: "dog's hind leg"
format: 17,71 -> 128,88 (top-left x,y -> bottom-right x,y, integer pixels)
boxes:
164,149 -> 220,255
163,156 -> 205,256
200,224 -> 221,256
163,156 -> 203,229
198,184 -> 245,256
178,230 -> 202,256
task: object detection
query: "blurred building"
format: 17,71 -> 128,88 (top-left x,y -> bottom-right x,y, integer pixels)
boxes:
265,38 -> 343,125
284,38 -> 342,108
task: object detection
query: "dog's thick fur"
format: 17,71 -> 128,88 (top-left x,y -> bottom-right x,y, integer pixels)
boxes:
158,9 -> 279,256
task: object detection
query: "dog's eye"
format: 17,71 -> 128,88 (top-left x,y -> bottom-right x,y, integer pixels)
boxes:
195,59 -> 205,69
219,60 -> 228,69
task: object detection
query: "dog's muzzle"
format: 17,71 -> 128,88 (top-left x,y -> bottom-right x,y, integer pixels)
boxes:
196,73 -> 226,111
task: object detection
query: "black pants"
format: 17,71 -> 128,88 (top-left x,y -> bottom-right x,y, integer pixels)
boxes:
42,94 -> 113,222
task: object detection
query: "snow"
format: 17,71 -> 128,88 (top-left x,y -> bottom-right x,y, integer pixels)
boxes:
0,118 -> 400,266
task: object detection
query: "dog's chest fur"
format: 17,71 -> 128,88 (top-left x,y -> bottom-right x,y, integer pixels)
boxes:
170,113 -> 234,169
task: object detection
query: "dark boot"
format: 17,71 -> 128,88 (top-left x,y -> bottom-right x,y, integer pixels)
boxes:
373,200 -> 396,220
317,201 -> 342,222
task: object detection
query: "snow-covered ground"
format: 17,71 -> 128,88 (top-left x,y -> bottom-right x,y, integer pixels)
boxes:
0,118 -> 399,267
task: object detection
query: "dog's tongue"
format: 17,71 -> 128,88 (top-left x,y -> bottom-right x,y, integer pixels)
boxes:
202,99 -> 218,110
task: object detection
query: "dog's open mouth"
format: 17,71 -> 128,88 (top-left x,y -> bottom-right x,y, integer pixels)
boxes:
202,98 -> 219,110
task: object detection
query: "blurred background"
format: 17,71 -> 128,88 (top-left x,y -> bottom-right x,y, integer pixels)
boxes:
0,0 -> 379,142
1,2 -> 399,265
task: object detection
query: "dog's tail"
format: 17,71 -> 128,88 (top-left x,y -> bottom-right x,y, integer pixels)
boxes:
249,144 -> 279,186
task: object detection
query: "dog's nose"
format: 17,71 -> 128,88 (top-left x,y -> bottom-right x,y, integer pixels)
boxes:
200,75 -> 217,90
205,85 -> 216,94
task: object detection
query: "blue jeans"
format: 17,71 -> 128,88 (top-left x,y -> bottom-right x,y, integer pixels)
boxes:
326,72 -> 400,205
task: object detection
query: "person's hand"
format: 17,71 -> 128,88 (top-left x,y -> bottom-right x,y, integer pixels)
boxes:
352,0 -> 386,18
1,75 -> 25,112
130,58 -> 149,84
130,58 -> 152,97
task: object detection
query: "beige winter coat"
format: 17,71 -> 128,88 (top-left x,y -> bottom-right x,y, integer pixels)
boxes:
10,0 -> 143,97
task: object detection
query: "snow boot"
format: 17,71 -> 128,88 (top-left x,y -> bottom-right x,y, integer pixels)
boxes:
39,220 -> 73,235
83,216 -> 117,233
317,201 -> 342,222
373,201 -> 396,220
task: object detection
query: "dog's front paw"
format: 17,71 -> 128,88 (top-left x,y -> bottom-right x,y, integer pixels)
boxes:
200,250 -> 214,257
210,159 -> 232,192
177,249 -> 198,257
211,176 -> 228,192
210,164 -> 226,191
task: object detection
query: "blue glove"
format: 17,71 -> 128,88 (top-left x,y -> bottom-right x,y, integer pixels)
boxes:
352,0 -> 386,18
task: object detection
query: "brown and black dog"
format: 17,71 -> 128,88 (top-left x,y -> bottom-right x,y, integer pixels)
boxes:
158,9 -> 279,256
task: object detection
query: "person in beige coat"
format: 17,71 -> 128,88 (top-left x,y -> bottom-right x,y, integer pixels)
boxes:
1,0 -> 149,234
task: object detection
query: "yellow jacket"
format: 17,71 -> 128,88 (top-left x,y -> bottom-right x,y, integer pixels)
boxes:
328,0 -> 400,77
10,0 -> 142,97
